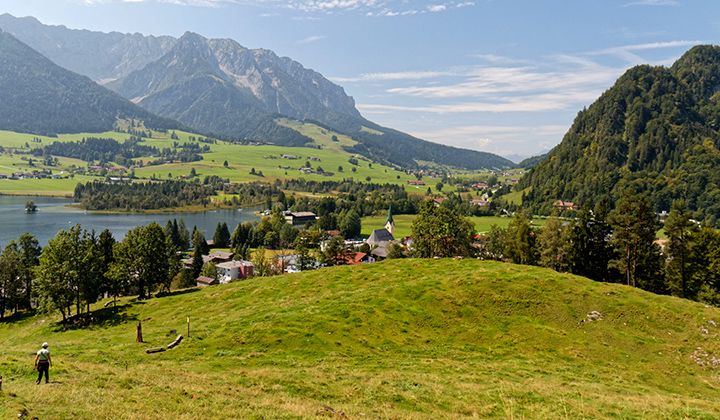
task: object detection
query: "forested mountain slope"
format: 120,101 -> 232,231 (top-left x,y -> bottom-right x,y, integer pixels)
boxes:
517,45 -> 720,225
0,30 -> 178,136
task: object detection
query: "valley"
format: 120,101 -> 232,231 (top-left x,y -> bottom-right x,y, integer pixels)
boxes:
2,6 -> 720,420
0,122 -> 424,197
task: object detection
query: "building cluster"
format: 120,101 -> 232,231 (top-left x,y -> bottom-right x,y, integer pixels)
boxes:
182,250 -> 255,287
0,169 -> 64,180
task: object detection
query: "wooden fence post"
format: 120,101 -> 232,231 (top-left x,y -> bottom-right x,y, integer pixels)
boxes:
136,321 -> 143,343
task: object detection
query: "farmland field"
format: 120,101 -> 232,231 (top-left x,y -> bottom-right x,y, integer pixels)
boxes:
0,122 -> 435,196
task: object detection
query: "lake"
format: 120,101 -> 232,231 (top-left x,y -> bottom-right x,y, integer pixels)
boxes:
0,195 -> 261,245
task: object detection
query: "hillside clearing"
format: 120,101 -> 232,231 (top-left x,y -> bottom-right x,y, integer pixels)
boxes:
1,259 -> 720,418
362,214 -> 547,237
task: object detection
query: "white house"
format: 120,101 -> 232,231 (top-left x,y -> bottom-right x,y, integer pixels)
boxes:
216,260 -> 254,283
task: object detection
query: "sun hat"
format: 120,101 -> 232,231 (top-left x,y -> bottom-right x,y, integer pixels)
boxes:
42,342 -> 48,348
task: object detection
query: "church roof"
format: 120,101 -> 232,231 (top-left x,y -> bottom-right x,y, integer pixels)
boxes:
368,229 -> 394,244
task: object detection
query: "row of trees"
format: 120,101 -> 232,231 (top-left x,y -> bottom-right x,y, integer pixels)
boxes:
466,190 -> 720,303
73,178 -> 223,211
0,234 -> 41,319
17,223 -> 180,322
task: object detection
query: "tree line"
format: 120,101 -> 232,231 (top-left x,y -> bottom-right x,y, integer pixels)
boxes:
0,223 -> 179,322
33,136 -> 205,168
465,190 -> 720,303
73,178 -> 223,211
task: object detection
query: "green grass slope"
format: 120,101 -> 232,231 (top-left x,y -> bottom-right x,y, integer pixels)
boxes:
0,122 -> 424,196
362,214 -> 547,237
2,260 -> 720,418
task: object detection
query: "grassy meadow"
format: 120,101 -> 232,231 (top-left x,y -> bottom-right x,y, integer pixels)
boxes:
0,121 -> 428,197
362,214 -> 548,237
1,259 -> 720,418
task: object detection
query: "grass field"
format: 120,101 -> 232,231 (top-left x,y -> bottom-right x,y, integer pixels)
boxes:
0,122 -> 434,196
362,214 -> 547,237
1,259 -> 720,418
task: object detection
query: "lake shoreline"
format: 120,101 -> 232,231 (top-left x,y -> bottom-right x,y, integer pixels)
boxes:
65,203 -> 251,215
0,191 -> 74,198
0,195 -> 262,245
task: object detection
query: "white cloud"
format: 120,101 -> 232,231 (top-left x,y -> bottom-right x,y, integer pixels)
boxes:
78,0 -> 474,14
287,0 -> 472,15
359,90 -> 602,114
347,38 -> 698,120
623,0 -> 679,7
80,0 -> 239,6
384,66 -> 618,100
332,70 -> 456,83
408,125 -> 567,155
588,40 -> 703,63
288,0 -> 379,12
296,34 -> 326,44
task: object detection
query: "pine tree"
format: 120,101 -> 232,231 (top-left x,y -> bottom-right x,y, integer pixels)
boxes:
690,228 -> 720,304
191,245 -> 204,279
665,200 -> 699,298
538,217 -> 570,272
609,191 -> 665,292
98,229 -> 116,301
192,227 -> 209,255
503,211 -> 538,265
0,243 -> 22,318
213,222 -> 231,248
567,208 -> 612,282
16,233 -> 41,310
339,209 -> 361,239
177,219 -> 190,250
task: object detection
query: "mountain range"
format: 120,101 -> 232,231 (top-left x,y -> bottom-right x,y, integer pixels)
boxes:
0,28 -> 177,136
517,45 -> 720,224
0,13 -> 513,170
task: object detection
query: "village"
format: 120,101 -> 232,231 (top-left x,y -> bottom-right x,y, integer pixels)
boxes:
184,207 -> 403,287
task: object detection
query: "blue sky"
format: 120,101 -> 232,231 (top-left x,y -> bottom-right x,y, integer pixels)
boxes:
1,0 -> 718,159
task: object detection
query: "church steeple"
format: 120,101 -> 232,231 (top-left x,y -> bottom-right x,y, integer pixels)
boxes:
385,205 -> 395,236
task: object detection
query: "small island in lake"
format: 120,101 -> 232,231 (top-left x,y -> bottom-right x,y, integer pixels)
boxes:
25,200 -> 38,213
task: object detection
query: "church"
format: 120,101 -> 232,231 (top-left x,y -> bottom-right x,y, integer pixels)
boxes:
367,206 -> 396,258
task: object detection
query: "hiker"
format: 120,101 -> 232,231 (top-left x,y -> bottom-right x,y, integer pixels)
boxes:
34,342 -> 52,384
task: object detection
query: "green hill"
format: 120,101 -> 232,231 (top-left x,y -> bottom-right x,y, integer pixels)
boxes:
2,259 -> 720,418
517,45 -> 720,224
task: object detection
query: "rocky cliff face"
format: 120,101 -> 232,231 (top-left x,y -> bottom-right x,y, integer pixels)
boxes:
111,32 -> 360,124
0,13 -> 174,82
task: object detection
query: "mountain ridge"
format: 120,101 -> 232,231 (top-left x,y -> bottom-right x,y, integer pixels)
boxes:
0,30 -> 179,136
517,45 -> 720,224
0,13 -> 175,82
0,14 -> 513,170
